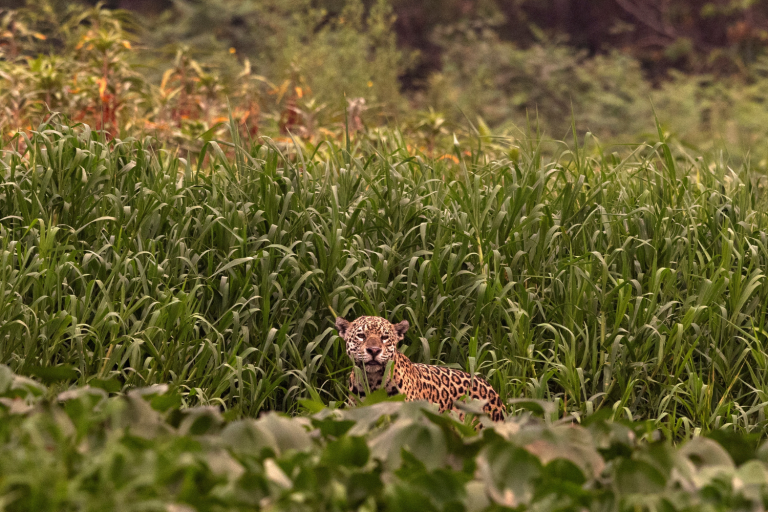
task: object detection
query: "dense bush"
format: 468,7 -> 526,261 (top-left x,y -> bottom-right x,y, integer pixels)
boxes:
5,1 -> 768,162
144,0 -> 407,110
424,21 -> 651,139
423,16 -> 768,165
2,364 -> 768,511
0,0 -> 406,145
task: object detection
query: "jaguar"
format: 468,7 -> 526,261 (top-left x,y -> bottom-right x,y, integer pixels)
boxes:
335,315 -> 506,423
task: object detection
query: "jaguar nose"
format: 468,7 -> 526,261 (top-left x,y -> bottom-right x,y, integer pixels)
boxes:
366,347 -> 382,359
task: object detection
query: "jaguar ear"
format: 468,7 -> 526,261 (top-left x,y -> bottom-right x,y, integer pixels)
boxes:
335,317 -> 350,337
393,320 -> 409,340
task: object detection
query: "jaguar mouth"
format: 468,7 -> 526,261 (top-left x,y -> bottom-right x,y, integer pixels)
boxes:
357,359 -> 384,368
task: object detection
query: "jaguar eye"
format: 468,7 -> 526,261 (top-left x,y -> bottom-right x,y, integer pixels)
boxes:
381,334 -> 389,342
356,333 -> 365,340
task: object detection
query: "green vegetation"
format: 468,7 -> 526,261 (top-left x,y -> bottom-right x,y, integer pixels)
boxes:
2,115 -> 767,439
0,0 -> 406,145
3,1 -> 768,163
3,1 -> 768,509
3,364 -> 768,512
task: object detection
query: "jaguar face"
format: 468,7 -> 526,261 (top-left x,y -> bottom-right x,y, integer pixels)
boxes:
335,315 -> 409,368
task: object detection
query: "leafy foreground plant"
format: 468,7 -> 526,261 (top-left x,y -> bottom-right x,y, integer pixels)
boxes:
1,365 -> 767,512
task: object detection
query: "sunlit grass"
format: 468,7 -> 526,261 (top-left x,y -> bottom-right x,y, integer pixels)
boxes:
1,116 -> 767,439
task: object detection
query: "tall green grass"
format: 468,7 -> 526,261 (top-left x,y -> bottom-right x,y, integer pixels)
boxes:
1,117 -> 767,437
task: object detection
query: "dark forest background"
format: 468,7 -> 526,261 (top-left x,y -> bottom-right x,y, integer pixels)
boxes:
52,0 -> 768,86
5,0 -> 768,85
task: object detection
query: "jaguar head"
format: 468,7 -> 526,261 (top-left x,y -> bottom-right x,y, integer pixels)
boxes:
335,315 -> 409,369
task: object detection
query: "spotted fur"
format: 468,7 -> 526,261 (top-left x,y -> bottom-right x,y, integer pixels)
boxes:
335,315 -> 506,423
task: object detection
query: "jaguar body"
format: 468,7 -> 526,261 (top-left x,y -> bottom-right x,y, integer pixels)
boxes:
335,315 -> 506,422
